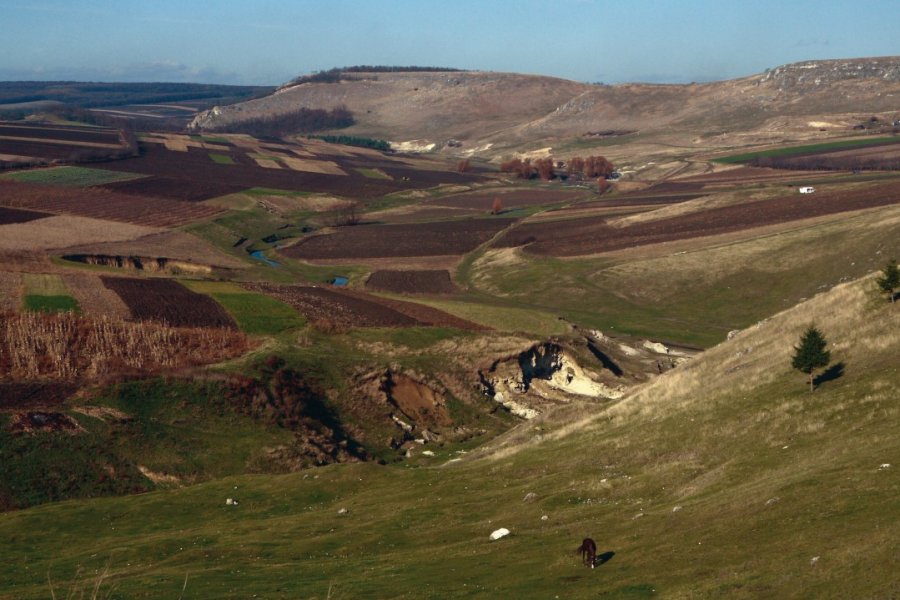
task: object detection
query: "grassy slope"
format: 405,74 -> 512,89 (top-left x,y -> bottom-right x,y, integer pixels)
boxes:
465,204 -> 900,347
1,275 -> 897,599
0,380 -> 293,512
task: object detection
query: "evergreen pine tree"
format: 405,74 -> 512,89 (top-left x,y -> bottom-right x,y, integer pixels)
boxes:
876,259 -> 899,303
792,326 -> 831,392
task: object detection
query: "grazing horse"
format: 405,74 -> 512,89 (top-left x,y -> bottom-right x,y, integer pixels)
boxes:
577,538 -> 597,568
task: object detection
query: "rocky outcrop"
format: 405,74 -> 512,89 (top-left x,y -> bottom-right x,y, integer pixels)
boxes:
480,342 -> 625,419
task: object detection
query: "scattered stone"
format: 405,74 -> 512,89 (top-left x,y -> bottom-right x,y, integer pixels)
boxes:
541,515 -> 549,521
225,498 -> 238,506
337,507 -> 348,515
672,505 -> 683,512
632,512 -> 644,520
489,527 -> 511,541
523,492 -> 538,502
879,463 -> 891,470
727,330 -> 741,340
765,497 -> 780,506
421,450 -> 435,457
810,556 -> 820,566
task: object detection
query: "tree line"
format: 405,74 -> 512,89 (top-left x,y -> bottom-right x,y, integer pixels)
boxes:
205,106 -> 354,138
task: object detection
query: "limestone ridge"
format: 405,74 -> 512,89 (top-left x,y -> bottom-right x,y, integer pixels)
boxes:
758,57 -> 900,90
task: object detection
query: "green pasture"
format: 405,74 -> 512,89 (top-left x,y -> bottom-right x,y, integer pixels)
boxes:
714,136 -> 900,164
1,288 -> 897,598
209,153 -> 236,165
355,167 -> 392,180
0,166 -> 144,187
457,204 -> 900,347
21,273 -> 79,313
180,280 -> 306,335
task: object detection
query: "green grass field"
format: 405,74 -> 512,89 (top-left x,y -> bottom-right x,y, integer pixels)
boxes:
0,166 -> 144,187
355,167 -> 392,180
209,153 -> 236,165
460,204 -> 900,347
714,136 -> 900,164
180,281 -> 306,335
20,274 -> 79,313
1,277 -> 897,599
22,294 -> 79,313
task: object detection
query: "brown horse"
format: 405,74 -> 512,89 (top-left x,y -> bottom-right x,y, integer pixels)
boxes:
577,538 -> 597,568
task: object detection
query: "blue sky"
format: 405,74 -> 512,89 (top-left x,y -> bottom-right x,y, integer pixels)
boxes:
0,0 -> 896,85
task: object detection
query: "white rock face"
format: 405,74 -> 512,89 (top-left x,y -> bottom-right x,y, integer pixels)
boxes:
489,528 -> 511,541
642,340 -> 670,354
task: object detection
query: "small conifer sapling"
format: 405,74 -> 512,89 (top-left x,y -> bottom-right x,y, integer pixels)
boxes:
791,325 -> 831,392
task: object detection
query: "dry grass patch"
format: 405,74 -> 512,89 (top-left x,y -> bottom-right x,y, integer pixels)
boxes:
0,215 -> 158,252
280,156 -> 347,176
254,158 -> 282,169
0,272 -> 21,311
61,230 -> 246,270
60,272 -> 131,319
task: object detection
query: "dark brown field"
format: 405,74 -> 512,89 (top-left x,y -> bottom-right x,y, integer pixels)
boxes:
99,142 -> 482,200
753,141 -> 900,171
0,123 -> 121,144
244,282 -> 484,330
0,180 -> 223,227
101,277 -> 237,328
424,188 -> 585,210
98,175 -> 245,202
495,181 -> 900,256
366,270 -> 459,294
0,206 -> 50,225
0,383 -> 77,410
282,218 -> 515,260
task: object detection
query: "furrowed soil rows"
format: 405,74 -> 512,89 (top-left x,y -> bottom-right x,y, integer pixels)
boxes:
424,189 -> 585,210
496,181 -> 900,256
99,176 -> 244,202
366,270 -> 459,294
99,142 -> 483,200
0,180 -> 222,227
244,283 -> 484,330
282,218 -> 515,260
0,206 -> 50,225
0,123 -> 121,145
101,277 -> 238,328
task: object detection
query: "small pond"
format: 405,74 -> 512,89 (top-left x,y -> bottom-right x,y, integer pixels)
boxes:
248,250 -> 281,268
331,276 -> 349,286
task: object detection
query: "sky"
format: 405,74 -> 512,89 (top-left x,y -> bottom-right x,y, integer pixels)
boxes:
0,0 -> 897,86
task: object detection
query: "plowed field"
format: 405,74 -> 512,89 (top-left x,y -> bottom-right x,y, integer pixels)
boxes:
424,188 -> 584,210
101,277 -> 237,328
0,180 -> 222,227
244,283 -> 484,330
282,218 -> 515,260
0,206 -> 50,225
365,270 -> 458,294
98,142 -> 482,200
496,182 -> 900,256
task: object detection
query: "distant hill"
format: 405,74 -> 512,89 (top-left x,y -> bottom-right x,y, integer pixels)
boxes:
189,57 -> 900,155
